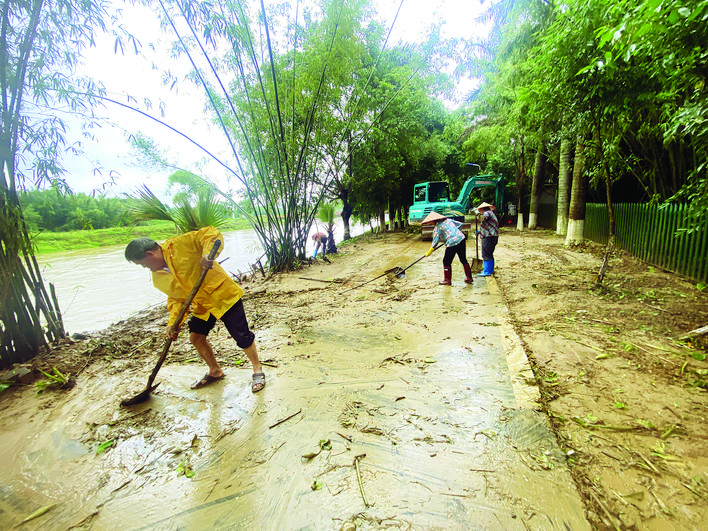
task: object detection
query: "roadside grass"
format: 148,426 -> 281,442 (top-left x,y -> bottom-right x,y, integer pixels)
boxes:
31,219 -> 250,255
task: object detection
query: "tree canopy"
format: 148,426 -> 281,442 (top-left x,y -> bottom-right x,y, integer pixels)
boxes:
460,0 -> 707,223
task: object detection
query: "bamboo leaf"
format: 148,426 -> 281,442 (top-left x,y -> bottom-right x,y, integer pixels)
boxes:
20,504 -> 56,525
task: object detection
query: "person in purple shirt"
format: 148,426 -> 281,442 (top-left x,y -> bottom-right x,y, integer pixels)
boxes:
476,202 -> 499,276
422,211 -> 474,285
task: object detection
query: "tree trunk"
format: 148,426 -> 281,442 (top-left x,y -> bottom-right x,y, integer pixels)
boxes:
379,210 -> 386,232
595,121 -> 616,286
516,137 -> 525,230
397,204 -> 405,229
556,136 -> 572,237
0,198 -> 66,368
565,138 -> 586,246
528,143 -> 546,230
340,193 -> 353,241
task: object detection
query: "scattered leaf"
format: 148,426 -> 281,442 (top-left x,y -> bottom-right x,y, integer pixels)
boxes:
302,450 -> 321,460
176,460 -> 195,477
311,480 -> 322,491
20,504 -> 56,525
96,439 -> 115,455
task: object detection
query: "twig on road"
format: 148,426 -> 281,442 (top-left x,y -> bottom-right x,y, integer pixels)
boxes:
269,408 -> 302,429
354,454 -> 371,508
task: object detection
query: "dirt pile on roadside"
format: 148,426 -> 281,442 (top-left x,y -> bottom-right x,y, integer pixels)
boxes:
495,229 -> 708,530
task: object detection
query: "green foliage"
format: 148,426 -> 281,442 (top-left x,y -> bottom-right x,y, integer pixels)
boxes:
350,90 -> 455,224
176,460 -> 195,478
18,190 -> 130,232
35,367 -> 70,393
145,0 -> 460,266
96,440 -> 115,455
31,220 -> 182,255
318,203 -> 335,231
461,0 -> 707,223
125,185 -> 231,234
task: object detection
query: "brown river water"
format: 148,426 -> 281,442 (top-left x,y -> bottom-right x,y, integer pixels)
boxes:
37,223 -> 362,335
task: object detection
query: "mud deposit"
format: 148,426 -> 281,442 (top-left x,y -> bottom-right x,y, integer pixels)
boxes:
2,229 -> 706,530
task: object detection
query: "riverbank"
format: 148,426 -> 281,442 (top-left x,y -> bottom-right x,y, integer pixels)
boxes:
3,228 -> 708,529
31,219 -> 251,255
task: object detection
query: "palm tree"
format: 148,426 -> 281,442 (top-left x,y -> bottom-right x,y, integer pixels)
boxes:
126,185 -> 231,234
318,203 -> 337,253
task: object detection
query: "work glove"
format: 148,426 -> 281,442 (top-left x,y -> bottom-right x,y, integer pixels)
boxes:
424,247 -> 434,257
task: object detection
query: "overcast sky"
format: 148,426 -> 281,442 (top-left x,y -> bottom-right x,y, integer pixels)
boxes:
62,0 -> 492,199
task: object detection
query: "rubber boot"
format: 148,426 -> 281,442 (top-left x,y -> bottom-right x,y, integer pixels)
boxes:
478,260 -> 492,277
489,258 -> 495,275
439,266 -> 452,285
463,263 -> 474,284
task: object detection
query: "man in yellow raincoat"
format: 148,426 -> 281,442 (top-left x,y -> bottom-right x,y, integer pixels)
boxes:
125,226 -> 265,392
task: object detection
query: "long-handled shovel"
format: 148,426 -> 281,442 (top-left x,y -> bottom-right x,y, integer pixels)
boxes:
341,244 -> 444,293
121,239 -> 221,406
340,266 -> 401,294
471,215 -> 482,271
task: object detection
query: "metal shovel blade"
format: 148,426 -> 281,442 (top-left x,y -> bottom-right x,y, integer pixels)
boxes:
120,383 -> 160,406
393,267 -> 405,279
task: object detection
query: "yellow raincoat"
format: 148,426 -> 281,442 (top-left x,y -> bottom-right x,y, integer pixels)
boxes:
151,226 -> 244,327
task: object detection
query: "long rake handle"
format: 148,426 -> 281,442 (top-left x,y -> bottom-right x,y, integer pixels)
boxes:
340,270 -> 391,294
396,243 -> 443,277
144,239 -> 221,388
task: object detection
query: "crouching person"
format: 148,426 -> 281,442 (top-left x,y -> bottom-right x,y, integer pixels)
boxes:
124,226 -> 266,393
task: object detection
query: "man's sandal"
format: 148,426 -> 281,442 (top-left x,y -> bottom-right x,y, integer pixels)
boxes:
252,372 -> 266,393
190,373 -> 224,390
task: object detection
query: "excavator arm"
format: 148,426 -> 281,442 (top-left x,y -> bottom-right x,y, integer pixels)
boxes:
455,174 -> 505,212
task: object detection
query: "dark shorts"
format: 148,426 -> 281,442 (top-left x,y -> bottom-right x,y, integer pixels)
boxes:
188,299 -> 255,349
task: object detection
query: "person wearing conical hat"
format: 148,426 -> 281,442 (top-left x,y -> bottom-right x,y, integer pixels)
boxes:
422,211 -> 474,285
475,202 -> 498,277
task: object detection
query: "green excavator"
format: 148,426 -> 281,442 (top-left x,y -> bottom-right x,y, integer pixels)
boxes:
408,174 -> 505,240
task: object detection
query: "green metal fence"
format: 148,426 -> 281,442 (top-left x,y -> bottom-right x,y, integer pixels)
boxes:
585,203 -> 708,283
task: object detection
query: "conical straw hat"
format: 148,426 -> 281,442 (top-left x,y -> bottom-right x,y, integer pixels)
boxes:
477,202 -> 496,211
421,211 -> 447,225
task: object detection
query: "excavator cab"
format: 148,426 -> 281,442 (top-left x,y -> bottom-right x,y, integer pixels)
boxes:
408,174 -> 504,240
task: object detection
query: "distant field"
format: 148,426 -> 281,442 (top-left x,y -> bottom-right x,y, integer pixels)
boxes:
32,219 -> 250,255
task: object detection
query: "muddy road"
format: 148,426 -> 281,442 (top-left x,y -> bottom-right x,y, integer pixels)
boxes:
3,228 -> 707,530
2,231 -> 589,530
